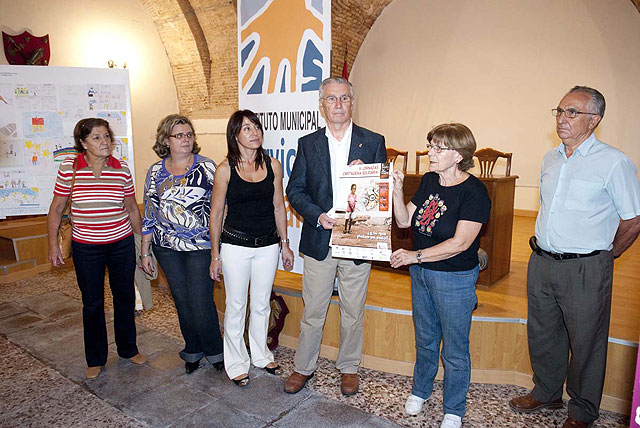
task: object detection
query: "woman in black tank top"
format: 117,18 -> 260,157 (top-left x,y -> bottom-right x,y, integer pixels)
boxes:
209,110 -> 294,387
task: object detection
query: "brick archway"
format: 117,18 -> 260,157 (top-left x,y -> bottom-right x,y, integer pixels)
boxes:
140,0 -> 237,118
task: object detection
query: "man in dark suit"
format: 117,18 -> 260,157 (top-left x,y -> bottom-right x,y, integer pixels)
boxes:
284,77 -> 386,396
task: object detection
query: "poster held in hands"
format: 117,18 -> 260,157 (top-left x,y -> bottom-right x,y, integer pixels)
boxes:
330,162 -> 393,261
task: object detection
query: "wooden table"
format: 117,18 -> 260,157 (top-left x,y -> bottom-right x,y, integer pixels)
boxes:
382,173 -> 518,286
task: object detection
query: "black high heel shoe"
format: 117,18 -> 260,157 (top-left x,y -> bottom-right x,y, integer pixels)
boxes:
185,361 -> 200,374
233,375 -> 250,387
264,364 -> 283,375
213,361 -> 224,372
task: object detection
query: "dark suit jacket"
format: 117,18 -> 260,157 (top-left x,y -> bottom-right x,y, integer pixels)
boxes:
286,123 -> 387,261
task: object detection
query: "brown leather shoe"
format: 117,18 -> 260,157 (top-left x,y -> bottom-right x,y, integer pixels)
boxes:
284,371 -> 314,394
509,393 -> 563,413
86,366 -> 102,379
562,417 -> 592,428
340,373 -> 359,396
129,353 -> 147,365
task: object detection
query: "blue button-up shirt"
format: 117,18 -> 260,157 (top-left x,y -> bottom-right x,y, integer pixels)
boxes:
535,134 -> 640,253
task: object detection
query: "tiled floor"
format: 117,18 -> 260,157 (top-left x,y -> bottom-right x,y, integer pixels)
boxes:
0,267 -> 631,427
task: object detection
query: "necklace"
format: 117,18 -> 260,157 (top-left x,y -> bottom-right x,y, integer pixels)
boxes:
168,155 -> 193,186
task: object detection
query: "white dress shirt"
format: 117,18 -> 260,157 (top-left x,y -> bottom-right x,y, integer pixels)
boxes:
326,121 -> 353,211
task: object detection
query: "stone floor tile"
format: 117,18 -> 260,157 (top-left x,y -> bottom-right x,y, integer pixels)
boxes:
133,329 -> 183,358
85,357 -> 174,407
146,349 -> 187,377
180,362 -> 238,395
122,380 -> 216,428
270,394 -> 386,428
0,302 -> 29,320
53,311 -> 83,331
215,370 -> 313,423
54,355 -> 91,382
69,408 -> 149,428
0,373 -> 110,427
0,311 -> 45,334
38,333 -> 86,367
6,317 -> 74,349
169,399 -> 265,428
16,291 -> 82,320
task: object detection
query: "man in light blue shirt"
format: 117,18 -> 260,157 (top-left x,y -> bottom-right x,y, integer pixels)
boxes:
509,86 -> 640,428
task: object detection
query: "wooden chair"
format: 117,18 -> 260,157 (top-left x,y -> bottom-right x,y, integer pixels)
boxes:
386,148 -> 408,173
474,147 -> 512,176
415,149 -> 429,174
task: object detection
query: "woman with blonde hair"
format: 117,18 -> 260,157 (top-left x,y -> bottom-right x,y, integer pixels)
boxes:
141,114 -> 224,374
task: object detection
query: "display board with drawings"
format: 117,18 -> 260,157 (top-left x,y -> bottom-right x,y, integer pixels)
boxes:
0,65 -> 134,219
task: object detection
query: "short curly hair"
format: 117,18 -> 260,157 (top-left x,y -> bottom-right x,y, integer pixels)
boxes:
73,118 -> 114,153
153,114 -> 201,158
427,123 -> 477,172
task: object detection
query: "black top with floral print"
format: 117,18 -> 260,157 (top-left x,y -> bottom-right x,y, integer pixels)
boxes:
410,172 -> 491,271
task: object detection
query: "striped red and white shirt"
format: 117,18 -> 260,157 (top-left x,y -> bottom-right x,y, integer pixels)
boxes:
54,154 -> 135,244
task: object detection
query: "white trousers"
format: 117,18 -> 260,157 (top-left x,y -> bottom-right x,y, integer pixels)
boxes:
220,242 -> 279,378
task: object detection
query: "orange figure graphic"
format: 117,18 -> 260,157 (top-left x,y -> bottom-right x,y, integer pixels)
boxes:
241,0 -> 323,94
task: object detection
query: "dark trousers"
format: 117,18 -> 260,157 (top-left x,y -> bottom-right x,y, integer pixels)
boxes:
527,250 -> 614,423
72,235 -> 138,367
153,245 -> 223,363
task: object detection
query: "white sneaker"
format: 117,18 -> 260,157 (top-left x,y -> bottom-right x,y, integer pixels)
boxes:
440,413 -> 462,428
404,394 -> 426,415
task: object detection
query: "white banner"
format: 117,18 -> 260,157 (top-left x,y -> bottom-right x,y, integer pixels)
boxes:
238,0 -> 331,273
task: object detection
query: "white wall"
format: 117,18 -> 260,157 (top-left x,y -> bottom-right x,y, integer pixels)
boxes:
192,119 -> 228,167
0,0 -> 180,200
351,0 -> 640,211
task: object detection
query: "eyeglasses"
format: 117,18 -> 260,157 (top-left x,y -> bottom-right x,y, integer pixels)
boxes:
551,108 -> 599,119
323,94 -> 352,105
169,132 -> 195,140
426,143 -> 453,154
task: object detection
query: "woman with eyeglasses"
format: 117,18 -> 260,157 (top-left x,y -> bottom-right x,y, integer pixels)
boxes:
210,110 -> 294,387
390,123 -> 491,428
141,114 -> 224,374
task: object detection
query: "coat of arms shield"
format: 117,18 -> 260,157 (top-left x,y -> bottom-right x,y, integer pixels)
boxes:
2,31 -> 50,65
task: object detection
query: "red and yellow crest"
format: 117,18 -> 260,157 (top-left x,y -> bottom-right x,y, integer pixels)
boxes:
2,31 -> 50,65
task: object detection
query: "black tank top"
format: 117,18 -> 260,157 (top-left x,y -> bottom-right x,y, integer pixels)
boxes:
224,156 -> 276,236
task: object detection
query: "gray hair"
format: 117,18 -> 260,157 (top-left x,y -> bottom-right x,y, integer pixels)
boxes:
568,86 -> 605,118
319,77 -> 354,100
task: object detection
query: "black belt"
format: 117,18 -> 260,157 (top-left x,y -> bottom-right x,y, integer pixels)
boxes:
221,225 -> 279,248
529,236 -> 600,261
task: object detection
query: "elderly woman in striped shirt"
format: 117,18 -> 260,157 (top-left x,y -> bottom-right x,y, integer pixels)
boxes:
47,118 -> 146,380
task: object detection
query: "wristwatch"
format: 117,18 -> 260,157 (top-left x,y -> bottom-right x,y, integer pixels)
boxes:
416,250 -> 423,264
